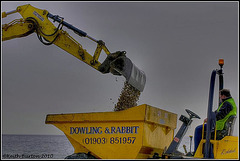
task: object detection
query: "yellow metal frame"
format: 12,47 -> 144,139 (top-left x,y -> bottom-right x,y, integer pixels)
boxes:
2,4 -> 111,71
194,122 -> 238,159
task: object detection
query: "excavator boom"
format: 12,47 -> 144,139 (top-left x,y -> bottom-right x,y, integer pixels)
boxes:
2,4 -> 146,92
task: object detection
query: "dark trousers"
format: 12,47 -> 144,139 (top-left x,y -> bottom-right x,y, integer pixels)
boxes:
194,124 -> 207,152
194,124 -> 215,158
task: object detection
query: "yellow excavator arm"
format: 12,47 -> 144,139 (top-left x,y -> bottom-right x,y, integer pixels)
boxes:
2,4 -> 146,92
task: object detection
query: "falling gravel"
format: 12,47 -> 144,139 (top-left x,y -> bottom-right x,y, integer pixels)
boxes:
114,81 -> 141,111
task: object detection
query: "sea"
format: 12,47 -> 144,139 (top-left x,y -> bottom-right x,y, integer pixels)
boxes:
2,134 -> 191,159
2,135 -> 74,159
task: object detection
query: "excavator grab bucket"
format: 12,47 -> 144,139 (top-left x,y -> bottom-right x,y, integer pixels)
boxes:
98,51 -> 146,92
110,56 -> 146,92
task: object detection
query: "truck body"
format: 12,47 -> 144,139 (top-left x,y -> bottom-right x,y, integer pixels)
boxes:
45,104 -> 177,159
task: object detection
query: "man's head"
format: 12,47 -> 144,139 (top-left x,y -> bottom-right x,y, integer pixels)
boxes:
219,89 -> 231,101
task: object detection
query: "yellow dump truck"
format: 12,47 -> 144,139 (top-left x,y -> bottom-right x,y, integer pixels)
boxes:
45,59 -> 238,159
45,104 -> 177,159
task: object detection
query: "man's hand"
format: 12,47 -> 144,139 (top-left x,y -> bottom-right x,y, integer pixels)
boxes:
204,118 -> 208,123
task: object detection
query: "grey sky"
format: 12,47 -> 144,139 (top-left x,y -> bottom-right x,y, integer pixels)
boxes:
2,1 -> 239,138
